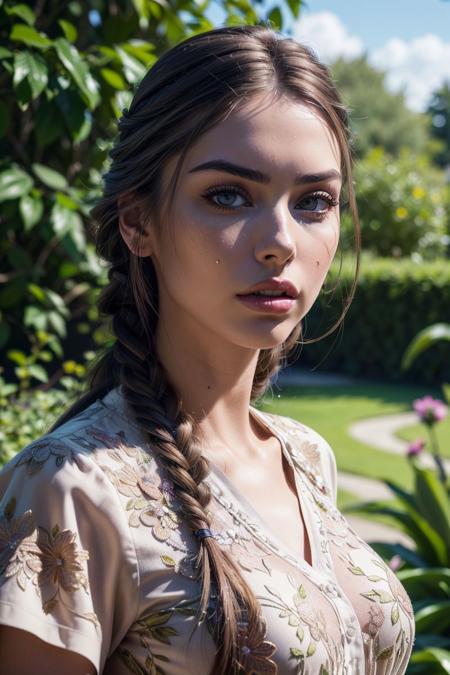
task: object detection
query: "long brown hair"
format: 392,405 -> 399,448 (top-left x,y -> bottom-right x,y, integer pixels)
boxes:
50,24 -> 360,674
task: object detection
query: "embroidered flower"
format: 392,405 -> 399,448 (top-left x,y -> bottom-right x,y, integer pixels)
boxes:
15,439 -> 76,476
38,524 -> 89,593
0,498 -> 41,590
367,605 -> 384,638
236,617 -> 277,675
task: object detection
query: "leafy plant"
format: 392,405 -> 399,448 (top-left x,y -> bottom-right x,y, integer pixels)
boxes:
339,147 -> 449,259
345,461 -> 450,674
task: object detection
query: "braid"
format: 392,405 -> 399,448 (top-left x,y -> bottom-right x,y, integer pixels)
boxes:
107,257 -> 261,672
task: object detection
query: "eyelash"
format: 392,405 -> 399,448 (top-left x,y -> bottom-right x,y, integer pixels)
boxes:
201,185 -> 340,221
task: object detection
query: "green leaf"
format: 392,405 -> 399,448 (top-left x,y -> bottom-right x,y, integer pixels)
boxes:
35,101 -> 64,147
6,4 -> 36,25
0,167 -> 33,201
100,67 -> 126,90
10,24 -> 52,49
415,601 -> 450,634
0,47 -> 13,59
0,102 -> 10,137
32,163 -> 68,191
414,465 -> 450,552
27,283 -> 46,303
58,19 -> 78,43
397,568 -> 450,600
13,52 -> 48,100
54,38 -> 100,110
55,89 -> 91,142
20,193 -> 43,231
411,648 -> 450,674
401,323 -> 450,371
285,0 -> 302,18
48,311 -> 66,337
116,45 -> 146,84
28,364 -> 48,383
50,203 -> 86,261
267,6 -> 283,29
7,349 -> 28,366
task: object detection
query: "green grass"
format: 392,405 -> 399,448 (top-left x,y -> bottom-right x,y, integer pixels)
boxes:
259,381 -> 442,491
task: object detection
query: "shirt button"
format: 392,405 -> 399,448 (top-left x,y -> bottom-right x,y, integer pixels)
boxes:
346,626 -> 356,640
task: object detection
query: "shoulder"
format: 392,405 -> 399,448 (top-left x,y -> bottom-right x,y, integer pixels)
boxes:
259,409 -> 338,504
0,387 -> 165,525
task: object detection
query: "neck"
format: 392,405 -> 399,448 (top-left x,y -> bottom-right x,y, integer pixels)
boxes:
154,313 -> 273,462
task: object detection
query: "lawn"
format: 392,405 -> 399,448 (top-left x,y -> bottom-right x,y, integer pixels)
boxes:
258,379 -> 443,491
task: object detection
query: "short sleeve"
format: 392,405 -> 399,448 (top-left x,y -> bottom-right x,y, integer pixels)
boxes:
0,438 -> 139,674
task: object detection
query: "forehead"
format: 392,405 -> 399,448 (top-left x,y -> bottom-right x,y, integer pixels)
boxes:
182,93 -> 341,177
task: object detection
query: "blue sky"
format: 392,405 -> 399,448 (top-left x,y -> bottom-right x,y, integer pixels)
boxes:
299,0 -> 450,51
208,0 -> 450,111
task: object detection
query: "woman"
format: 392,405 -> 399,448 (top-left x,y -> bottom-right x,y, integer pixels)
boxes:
0,24 -> 414,675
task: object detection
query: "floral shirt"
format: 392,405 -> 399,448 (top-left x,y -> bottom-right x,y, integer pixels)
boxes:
0,386 -> 414,675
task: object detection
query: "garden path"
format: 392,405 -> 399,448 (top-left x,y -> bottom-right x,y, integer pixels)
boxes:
273,368 -> 437,547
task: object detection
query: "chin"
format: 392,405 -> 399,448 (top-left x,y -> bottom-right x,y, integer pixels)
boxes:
239,322 -> 299,350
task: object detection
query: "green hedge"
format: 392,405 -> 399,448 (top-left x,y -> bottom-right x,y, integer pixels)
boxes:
297,256 -> 450,385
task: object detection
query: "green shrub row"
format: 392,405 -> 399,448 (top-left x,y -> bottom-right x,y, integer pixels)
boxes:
298,255 -> 450,385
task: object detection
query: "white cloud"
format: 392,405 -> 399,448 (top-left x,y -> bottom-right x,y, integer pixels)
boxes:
292,12 -> 450,112
370,34 -> 450,111
293,11 -> 364,64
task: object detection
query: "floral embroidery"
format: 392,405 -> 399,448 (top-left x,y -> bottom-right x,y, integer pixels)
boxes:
0,497 -> 41,589
341,552 -> 413,668
260,581 -> 338,673
0,497 -> 98,627
236,615 -> 277,674
117,608 -> 179,675
14,439 -> 77,476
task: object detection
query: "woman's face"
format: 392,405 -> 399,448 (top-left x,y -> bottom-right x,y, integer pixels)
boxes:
142,93 -> 341,352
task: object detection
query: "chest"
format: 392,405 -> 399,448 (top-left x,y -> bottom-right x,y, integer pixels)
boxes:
216,443 -> 312,565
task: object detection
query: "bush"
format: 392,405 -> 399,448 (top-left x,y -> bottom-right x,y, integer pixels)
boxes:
340,148 -> 449,259
300,255 -> 450,385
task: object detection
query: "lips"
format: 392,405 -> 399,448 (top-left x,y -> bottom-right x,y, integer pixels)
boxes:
237,278 -> 298,299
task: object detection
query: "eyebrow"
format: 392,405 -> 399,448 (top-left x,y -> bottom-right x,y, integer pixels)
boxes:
188,160 -> 341,185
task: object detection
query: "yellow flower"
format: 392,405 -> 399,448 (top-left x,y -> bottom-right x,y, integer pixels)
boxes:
412,186 -> 425,199
395,206 -> 408,220
63,360 -> 78,374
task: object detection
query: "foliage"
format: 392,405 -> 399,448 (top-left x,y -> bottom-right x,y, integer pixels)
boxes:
300,255 -> 450,385
0,352 -> 88,466
427,80 -> 450,169
345,462 -> 450,675
0,0 -> 302,379
329,56 -> 432,159
340,147 -> 450,259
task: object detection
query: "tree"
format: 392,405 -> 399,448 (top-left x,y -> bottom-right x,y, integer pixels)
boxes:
427,81 -> 450,168
330,56 -> 431,159
0,0 -> 301,381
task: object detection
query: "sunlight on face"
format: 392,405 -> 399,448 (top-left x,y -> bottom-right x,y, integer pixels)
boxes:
151,92 -> 342,353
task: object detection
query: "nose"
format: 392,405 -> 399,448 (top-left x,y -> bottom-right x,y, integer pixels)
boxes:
253,202 -> 296,268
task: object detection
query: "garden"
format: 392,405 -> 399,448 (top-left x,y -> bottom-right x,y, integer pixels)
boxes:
1,1 -> 450,673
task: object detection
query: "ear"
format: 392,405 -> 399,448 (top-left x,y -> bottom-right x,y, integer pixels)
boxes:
117,192 -> 154,257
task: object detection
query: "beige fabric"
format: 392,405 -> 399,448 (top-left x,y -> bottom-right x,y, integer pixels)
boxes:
0,386 -> 414,674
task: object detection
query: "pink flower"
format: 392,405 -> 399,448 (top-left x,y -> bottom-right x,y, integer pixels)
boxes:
407,439 -> 425,457
413,396 -> 448,426
389,554 -> 403,572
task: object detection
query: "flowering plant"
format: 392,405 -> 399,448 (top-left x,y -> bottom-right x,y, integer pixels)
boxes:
407,396 -> 448,484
